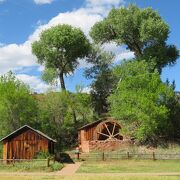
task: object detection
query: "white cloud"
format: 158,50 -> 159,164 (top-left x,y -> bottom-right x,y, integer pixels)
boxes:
0,7 -> 102,76
82,86 -> 91,94
16,74 -> 50,93
0,42 -> 37,74
103,42 -> 135,62
33,0 -> 54,5
38,65 -> 45,72
0,0 -> 54,5
0,0 -> 127,92
28,8 -> 103,42
116,51 -> 134,62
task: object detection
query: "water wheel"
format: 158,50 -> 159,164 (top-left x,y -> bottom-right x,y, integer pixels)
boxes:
94,119 -> 123,141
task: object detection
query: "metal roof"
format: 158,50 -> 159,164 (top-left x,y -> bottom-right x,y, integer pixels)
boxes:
0,125 -> 57,143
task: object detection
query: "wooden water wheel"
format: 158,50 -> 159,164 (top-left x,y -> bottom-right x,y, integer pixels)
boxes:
94,119 -> 123,140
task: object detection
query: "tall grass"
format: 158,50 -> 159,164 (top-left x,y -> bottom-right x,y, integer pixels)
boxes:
0,160 -> 63,172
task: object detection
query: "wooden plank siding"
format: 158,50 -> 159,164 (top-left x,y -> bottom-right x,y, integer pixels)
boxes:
78,118 -> 123,153
3,141 -> 8,160
85,126 -> 96,141
4,129 -> 49,160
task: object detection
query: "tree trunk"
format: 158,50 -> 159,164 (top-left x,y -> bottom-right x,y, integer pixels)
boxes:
72,110 -> 77,124
59,72 -> 66,90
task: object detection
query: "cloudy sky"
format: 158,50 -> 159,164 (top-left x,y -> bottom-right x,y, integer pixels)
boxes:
0,0 -> 179,92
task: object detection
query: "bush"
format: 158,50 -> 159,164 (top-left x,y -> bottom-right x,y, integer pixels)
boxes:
34,151 -> 51,159
50,162 -> 63,171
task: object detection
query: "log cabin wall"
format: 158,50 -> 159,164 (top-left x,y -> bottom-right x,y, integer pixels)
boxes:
4,129 -> 49,160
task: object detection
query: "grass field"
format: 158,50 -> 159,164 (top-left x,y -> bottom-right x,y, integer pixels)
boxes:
0,175 -> 180,180
77,160 -> 180,173
88,144 -> 180,154
0,161 -> 63,172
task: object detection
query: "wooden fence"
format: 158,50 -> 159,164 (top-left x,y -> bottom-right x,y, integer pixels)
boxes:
70,152 -> 180,161
0,157 -> 55,167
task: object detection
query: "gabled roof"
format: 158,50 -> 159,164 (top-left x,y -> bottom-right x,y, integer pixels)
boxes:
0,125 -> 56,143
78,120 -> 102,130
78,117 -> 121,131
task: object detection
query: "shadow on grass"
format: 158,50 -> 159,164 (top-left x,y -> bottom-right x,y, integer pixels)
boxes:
56,153 -> 75,164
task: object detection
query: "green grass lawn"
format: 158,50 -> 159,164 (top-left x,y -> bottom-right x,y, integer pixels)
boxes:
77,160 -> 180,173
0,175 -> 179,180
0,161 -> 63,172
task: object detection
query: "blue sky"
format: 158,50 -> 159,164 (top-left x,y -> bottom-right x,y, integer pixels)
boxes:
0,0 -> 179,92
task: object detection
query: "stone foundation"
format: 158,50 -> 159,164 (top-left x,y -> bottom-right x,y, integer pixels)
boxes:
88,139 -> 131,152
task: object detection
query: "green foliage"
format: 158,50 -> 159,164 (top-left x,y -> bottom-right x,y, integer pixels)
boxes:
0,72 -> 38,138
41,67 -> 58,86
34,151 -> 51,159
32,24 -> 91,90
50,162 -> 63,171
90,4 -> 179,72
108,60 -> 174,143
37,91 -> 94,150
165,90 -> 180,139
0,143 -> 2,159
0,71 -> 95,151
85,45 -> 116,114
0,160 -> 63,172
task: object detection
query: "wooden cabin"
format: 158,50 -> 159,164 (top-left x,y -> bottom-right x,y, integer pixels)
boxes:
78,117 -> 123,152
0,125 -> 56,160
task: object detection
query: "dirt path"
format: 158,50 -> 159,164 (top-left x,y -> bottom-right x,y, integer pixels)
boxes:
56,162 -> 82,175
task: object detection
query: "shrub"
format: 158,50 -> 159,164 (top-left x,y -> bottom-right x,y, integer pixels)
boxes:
34,151 -> 51,159
50,162 -> 63,171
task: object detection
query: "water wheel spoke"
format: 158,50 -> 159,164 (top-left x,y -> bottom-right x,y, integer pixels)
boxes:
112,122 -> 116,136
97,132 -> 110,138
113,132 -> 120,138
104,123 -> 111,136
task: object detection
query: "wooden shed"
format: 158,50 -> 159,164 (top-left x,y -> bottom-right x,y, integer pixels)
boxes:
0,125 -> 56,160
78,117 -> 123,152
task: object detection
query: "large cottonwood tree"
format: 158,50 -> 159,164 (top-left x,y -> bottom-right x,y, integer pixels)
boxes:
32,24 -> 90,90
90,5 -> 179,72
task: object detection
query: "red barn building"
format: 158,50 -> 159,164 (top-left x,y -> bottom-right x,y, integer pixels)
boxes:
0,125 -> 56,160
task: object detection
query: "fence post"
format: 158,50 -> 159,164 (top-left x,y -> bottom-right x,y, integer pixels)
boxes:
13,157 -> 15,166
53,156 -> 55,164
76,152 -> 80,160
47,157 -> 50,167
102,152 -> 105,161
127,152 -> 130,159
152,152 -> 156,160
